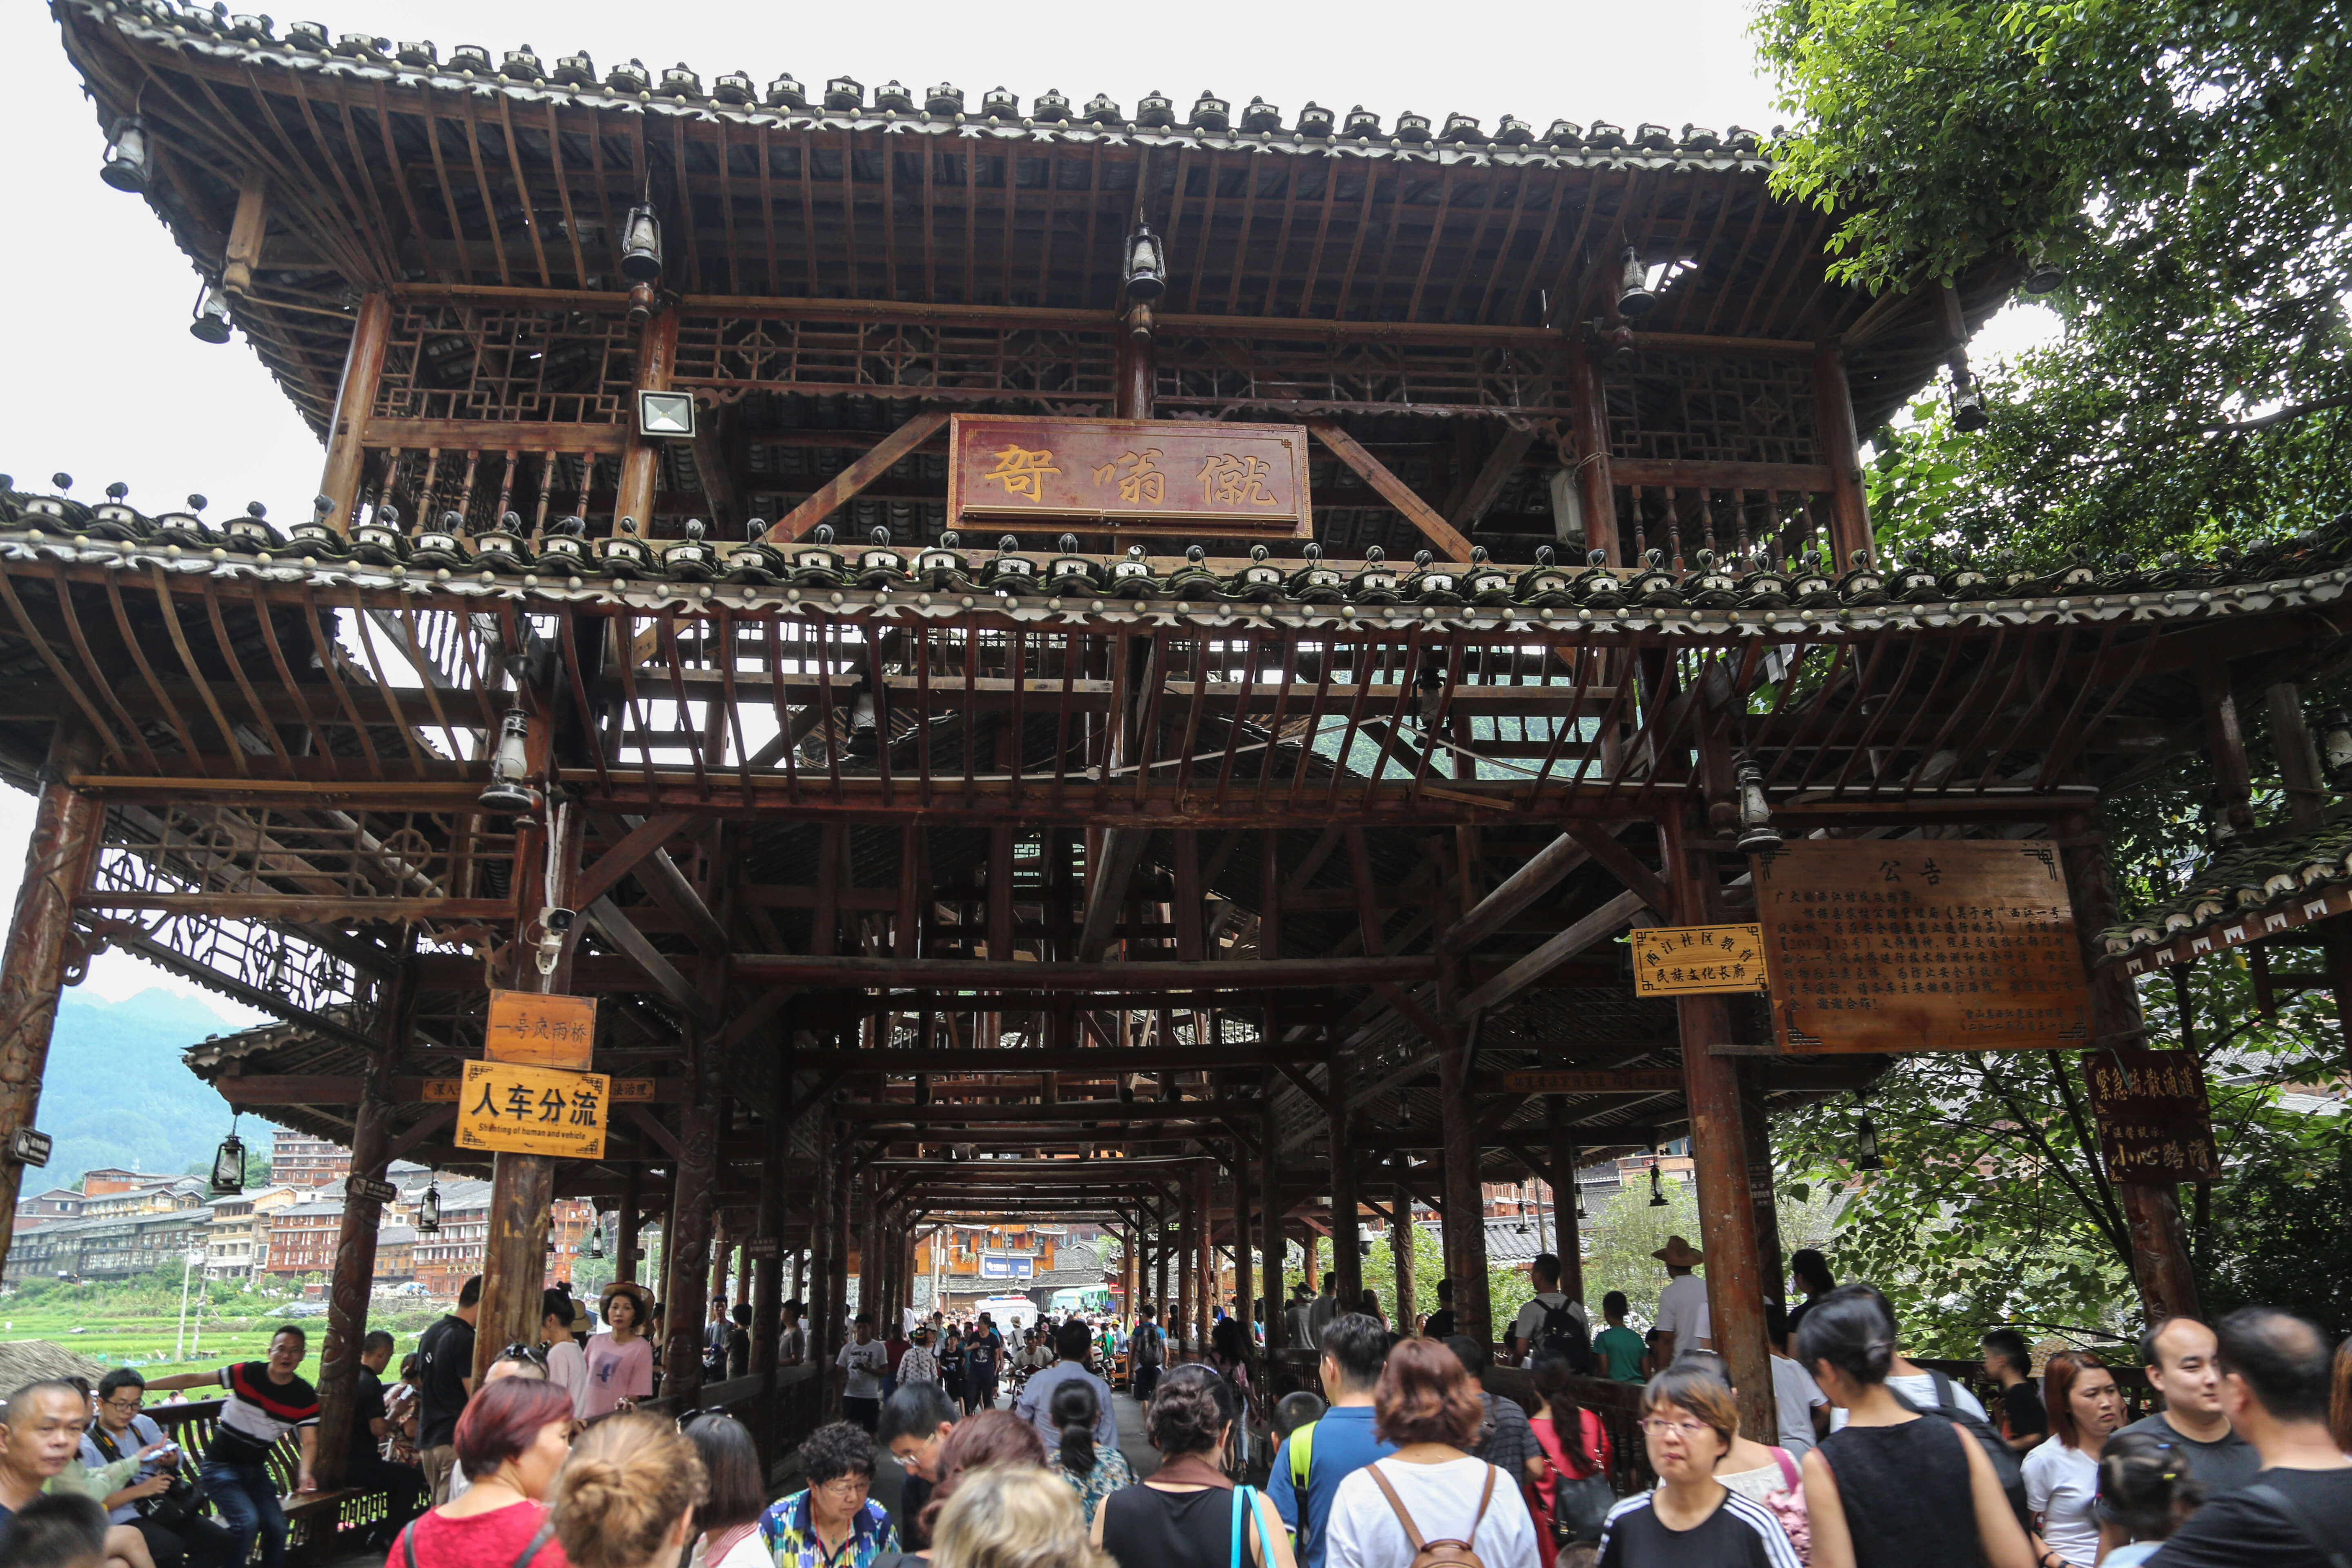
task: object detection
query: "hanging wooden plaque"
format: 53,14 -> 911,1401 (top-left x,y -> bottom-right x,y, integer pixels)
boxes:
947,414 -> 1312,539
1630,923 -> 1770,996
485,989 -> 598,1069
456,1060 -> 610,1159
2082,1047 -> 2223,1184
1753,840 -> 2091,1053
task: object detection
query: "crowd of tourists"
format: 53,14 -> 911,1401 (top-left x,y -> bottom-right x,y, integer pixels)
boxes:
3,1244 -> 2349,1568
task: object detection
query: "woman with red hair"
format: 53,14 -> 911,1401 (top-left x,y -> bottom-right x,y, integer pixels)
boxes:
2021,1350 -> 2123,1568
1324,1338 -> 1537,1568
386,1377 -> 575,1568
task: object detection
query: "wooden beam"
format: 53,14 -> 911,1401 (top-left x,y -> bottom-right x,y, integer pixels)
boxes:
775,409 -> 951,541
572,813 -> 693,910
688,405 -> 742,532
1306,420 -> 1476,561
588,895 -> 717,1023
1454,889 -> 1645,1018
732,953 -> 1433,991
1563,824 -> 1675,920
617,815 -> 729,957
1439,831 -> 1592,953
840,1098 -> 1261,1122
793,1043 -> 1299,1072
1447,426 -> 1538,532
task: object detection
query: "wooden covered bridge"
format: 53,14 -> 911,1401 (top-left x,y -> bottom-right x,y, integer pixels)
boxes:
1,0 -> 2343,1488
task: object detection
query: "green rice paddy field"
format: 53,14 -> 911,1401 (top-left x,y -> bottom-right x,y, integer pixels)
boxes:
1,1287 -> 443,1379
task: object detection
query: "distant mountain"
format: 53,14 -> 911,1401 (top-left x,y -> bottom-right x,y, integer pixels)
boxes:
30,989 -> 281,1185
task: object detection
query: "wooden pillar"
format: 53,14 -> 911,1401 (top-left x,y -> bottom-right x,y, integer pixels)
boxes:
1114,314 -> 1156,420
1566,336 -> 1618,564
311,954 -> 416,1488
806,1118 -> 837,1420
615,307 -> 680,530
2059,817 -> 2202,1323
659,1021 -> 720,1404
1194,1161 -> 1216,1342
0,723 -> 101,1278
1260,1110 -> 1286,1353
1811,343 -> 1872,567
1434,997 -> 1492,1356
828,1136 -> 855,1399
320,291 -> 392,530
1392,1152 -> 1417,1332
616,1164 -> 642,1283
1546,1099 -> 1584,1307
1328,1031 -> 1362,1309
1156,1207 -> 1173,1331
1229,1141 -> 1255,1361
1738,1065 -> 1785,1309
2265,683 -> 2352,1065
751,1074 -> 786,1378
1661,807 -> 1774,1439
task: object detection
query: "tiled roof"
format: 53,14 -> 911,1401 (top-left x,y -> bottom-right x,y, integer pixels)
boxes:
12,478 -> 2352,636
2100,820 -> 2352,967
67,2 -> 1771,175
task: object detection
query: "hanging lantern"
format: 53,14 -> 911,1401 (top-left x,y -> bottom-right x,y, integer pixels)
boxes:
1647,1156 -> 1668,1208
2022,253 -> 2064,295
1853,1091 -> 1885,1172
846,678 -> 879,761
619,203 -> 664,283
479,707 -> 540,815
418,1177 -> 443,1233
189,284 -> 234,345
587,1213 -> 607,1259
1616,245 -> 1657,320
209,1118 -> 245,1195
100,115 -> 152,194
2322,708 -> 2352,787
1733,757 -> 1782,854
1123,222 -> 1167,302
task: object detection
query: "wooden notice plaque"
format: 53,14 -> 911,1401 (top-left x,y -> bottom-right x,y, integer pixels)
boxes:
2082,1047 -> 2223,1184
947,414 -> 1311,538
485,989 -> 597,1069
1630,924 -> 1770,996
1753,840 -> 2090,1053
456,1060 -> 610,1159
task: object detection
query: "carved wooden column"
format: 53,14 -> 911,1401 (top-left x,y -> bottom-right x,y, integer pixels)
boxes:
1546,1099 -> 1584,1307
616,1163 -> 642,1283
1434,955 -> 1492,1355
2060,815 -> 2201,1323
320,291 -> 392,530
1392,1152 -> 1416,1332
1566,336 -> 1618,564
806,1115 -> 837,1423
660,1019 -> 721,1404
0,723 -> 100,1278
615,307 -> 679,530
1660,806 -> 1773,1439
1328,1027 -> 1362,1309
1193,1160 -> 1217,1341
1811,343 -> 1873,567
1229,1139 -> 1254,1365
1259,1109 -> 1285,1355
312,954 -> 416,1487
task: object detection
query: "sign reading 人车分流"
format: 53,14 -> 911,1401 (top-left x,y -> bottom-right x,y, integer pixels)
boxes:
947,414 -> 1310,538
1753,840 -> 2090,1053
456,1059 -> 611,1159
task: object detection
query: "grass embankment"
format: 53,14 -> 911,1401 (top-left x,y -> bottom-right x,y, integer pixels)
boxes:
1,1273 -> 446,1379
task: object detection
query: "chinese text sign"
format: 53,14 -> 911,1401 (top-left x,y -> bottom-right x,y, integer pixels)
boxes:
947,414 -> 1311,537
456,1060 -> 610,1159
1630,924 -> 1769,996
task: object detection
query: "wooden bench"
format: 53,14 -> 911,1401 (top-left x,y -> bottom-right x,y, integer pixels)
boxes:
147,1397 -> 390,1564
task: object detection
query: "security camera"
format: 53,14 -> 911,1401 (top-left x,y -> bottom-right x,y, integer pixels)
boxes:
535,906 -> 575,976
546,907 -> 576,933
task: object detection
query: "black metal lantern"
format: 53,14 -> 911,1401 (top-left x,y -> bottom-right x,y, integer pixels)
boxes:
101,115 -> 152,193
479,708 -> 540,815
1853,1091 -> 1885,1172
190,284 -> 234,345
2322,708 -> 2352,787
209,1118 -> 245,1195
418,1176 -> 442,1233
846,676 -> 879,761
1124,223 -> 1167,302
619,203 -> 664,283
1616,245 -> 1658,320
587,1212 -> 607,1259
1648,1157 -> 1669,1207
1734,757 -> 1782,853
2022,253 -> 2064,295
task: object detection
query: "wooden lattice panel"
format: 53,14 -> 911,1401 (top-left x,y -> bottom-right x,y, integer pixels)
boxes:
1606,352 -> 1820,468
370,302 -> 638,426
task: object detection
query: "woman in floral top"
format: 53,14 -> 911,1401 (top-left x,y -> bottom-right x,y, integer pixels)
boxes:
898,1327 -> 942,1389
1050,1380 -> 1135,1526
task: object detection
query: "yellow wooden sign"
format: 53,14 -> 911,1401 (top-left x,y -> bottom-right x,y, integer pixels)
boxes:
455,1060 -> 610,1159
425,1076 -> 655,1103
485,989 -> 598,1069
1630,923 -> 1770,996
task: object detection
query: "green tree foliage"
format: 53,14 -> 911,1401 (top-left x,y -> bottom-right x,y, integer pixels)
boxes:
1757,1 -> 2352,564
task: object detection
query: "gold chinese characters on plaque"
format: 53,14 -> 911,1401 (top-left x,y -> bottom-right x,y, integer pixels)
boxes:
456,1060 -> 610,1160
946,414 -> 1311,538
1630,924 -> 1769,996
2082,1047 -> 2223,1184
485,989 -> 597,1069
1753,840 -> 2090,1053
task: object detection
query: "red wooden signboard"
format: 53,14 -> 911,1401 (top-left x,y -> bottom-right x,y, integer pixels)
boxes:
2082,1047 -> 2223,1184
1754,840 -> 2091,1053
947,414 -> 1312,538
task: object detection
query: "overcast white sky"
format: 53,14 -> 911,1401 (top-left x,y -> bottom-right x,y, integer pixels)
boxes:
0,0 -> 2053,1007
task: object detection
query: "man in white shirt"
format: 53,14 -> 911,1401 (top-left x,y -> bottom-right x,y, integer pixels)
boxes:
1504,1253 -> 1590,1367
1650,1236 -> 1711,1361
837,1312 -> 891,1432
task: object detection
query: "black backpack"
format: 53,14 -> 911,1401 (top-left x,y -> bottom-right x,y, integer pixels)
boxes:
1889,1369 -> 2031,1536
1532,1300 -> 1594,1376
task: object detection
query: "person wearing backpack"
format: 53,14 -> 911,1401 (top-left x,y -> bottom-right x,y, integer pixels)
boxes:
1271,1316 -> 1399,1568
1323,1338 -> 1537,1568
1505,1257 -> 1590,1374
1131,1306 -> 1168,1405
1594,1363 -> 1797,1568
2142,1305 -> 2352,1568
1795,1287 -> 2034,1568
